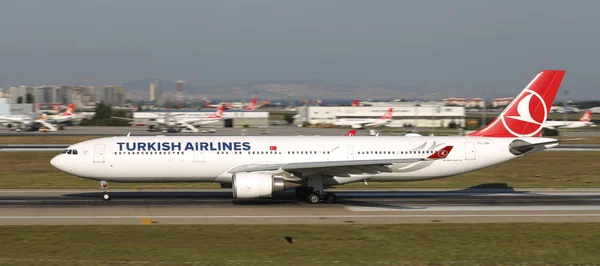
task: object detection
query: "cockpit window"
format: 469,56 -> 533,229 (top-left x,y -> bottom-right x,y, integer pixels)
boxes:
63,149 -> 78,155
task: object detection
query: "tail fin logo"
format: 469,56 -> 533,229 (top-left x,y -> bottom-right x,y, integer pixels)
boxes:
438,150 -> 448,158
500,89 -> 547,137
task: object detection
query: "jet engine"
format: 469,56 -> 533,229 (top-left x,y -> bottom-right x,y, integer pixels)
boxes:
232,172 -> 299,199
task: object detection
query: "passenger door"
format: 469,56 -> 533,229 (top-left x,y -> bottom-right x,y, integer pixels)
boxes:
93,144 -> 105,163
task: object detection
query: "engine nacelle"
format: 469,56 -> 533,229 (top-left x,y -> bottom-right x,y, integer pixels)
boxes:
232,172 -> 296,199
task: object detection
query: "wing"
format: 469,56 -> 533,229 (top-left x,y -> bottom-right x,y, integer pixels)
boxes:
228,158 -> 423,175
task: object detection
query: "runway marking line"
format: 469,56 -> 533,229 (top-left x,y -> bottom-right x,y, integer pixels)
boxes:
345,205 -> 600,212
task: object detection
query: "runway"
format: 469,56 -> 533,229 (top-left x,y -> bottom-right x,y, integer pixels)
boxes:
1,188 -> 600,225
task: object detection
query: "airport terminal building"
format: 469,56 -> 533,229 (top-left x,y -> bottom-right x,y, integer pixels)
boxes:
132,111 -> 269,128
298,105 -> 465,128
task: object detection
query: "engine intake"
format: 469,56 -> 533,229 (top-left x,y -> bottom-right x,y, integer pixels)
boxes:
232,172 -> 299,199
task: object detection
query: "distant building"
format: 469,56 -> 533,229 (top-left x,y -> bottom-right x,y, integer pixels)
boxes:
0,104 -> 34,115
360,100 -> 444,107
95,85 -> 126,106
465,98 -> 485,108
149,80 -> 161,103
491,97 -> 513,108
298,106 -> 465,128
443,98 -> 467,106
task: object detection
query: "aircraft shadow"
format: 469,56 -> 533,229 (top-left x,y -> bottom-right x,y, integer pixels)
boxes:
58,183 -> 543,207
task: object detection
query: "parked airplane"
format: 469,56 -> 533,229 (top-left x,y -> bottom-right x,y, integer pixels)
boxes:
0,104 -> 77,131
40,103 -> 78,125
0,113 -> 39,131
51,70 -> 567,204
146,104 -> 225,133
543,110 -> 594,129
332,108 -> 394,129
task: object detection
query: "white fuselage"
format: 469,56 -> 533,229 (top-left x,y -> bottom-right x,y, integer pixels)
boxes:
51,136 -> 555,186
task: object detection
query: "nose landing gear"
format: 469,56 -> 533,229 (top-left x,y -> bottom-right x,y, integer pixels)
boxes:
100,181 -> 110,201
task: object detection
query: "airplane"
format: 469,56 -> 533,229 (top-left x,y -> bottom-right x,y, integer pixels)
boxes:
0,104 -> 76,131
543,110 -> 594,129
0,113 -> 39,131
332,108 -> 394,129
51,70 -> 567,204
146,104 -> 226,133
39,103 -> 78,125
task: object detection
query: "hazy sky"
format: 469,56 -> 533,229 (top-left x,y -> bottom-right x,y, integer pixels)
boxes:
0,0 -> 599,99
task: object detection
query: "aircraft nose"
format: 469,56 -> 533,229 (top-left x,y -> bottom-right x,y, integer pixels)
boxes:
50,154 -> 67,171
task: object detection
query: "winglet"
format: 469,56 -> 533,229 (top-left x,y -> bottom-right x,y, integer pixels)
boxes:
427,146 -> 453,159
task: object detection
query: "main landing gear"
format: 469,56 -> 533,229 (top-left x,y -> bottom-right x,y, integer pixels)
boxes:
100,181 -> 111,201
295,187 -> 337,204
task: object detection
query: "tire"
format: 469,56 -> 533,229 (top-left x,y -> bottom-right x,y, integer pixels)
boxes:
323,192 -> 337,204
306,192 -> 321,204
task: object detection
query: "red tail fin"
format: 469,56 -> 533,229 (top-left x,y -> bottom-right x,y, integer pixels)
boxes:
62,103 -> 75,116
245,98 -> 257,111
469,70 -> 566,138
381,108 -> 393,119
345,129 -> 356,136
580,111 -> 592,122
351,100 -> 359,107
213,104 -> 225,117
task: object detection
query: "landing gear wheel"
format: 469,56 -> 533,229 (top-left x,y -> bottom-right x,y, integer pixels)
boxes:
100,181 -> 110,201
295,187 -> 309,199
306,192 -> 321,204
323,192 -> 337,204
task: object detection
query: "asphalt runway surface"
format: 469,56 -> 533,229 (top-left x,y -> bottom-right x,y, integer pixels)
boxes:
2,188 -> 600,225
